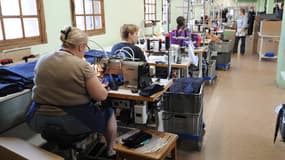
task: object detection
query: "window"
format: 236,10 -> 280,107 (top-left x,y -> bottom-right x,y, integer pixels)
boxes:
0,0 -> 47,50
162,0 -> 170,24
144,0 -> 156,27
70,0 -> 105,36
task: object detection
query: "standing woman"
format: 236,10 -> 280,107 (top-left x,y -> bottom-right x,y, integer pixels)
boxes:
233,8 -> 248,55
273,3 -> 280,14
247,6 -> 255,35
277,3 -> 284,20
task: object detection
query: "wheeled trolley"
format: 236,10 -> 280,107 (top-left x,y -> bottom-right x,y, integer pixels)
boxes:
204,59 -> 217,84
209,41 -> 232,70
162,82 -> 204,151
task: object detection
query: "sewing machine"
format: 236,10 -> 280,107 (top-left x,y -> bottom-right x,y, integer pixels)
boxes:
122,61 -> 152,89
94,58 -> 152,90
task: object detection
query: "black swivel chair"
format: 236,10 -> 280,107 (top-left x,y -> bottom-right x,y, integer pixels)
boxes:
40,124 -> 93,160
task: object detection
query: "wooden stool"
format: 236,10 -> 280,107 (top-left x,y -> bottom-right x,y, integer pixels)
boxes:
114,129 -> 178,160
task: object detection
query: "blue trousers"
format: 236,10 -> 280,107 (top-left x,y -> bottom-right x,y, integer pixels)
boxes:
233,36 -> 246,54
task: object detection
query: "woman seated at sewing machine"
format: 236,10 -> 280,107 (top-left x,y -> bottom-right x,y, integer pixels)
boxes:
111,24 -> 146,62
26,26 -> 117,157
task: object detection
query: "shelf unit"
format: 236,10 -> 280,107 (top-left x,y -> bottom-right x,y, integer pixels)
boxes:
257,32 -> 280,61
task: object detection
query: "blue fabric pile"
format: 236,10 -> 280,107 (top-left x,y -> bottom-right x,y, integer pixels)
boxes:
0,61 -> 36,97
169,77 -> 204,94
84,50 -> 110,64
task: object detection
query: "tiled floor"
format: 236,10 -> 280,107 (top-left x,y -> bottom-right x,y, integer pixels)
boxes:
2,52 -> 285,160
177,53 -> 285,160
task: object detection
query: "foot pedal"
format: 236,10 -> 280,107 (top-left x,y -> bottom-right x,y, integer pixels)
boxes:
87,142 -> 106,159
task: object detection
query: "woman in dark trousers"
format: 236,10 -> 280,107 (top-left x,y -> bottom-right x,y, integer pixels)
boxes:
247,6 -> 255,35
277,3 -> 284,20
233,8 -> 247,55
273,3 -> 280,14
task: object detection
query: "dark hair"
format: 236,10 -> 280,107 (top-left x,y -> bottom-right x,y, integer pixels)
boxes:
176,16 -> 185,28
175,16 -> 187,39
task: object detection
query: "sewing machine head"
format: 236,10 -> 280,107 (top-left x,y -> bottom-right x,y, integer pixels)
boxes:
122,61 -> 152,89
96,56 -> 151,89
107,58 -> 123,75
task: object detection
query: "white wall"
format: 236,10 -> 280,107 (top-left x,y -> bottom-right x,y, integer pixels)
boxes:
8,0 -> 240,55
169,0 -> 238,31
31,0 -> 144,55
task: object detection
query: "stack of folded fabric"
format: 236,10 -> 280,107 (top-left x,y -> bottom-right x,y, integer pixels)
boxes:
0,61 -> 36,97
169,77 -> 204,94
84,50 -> 110,64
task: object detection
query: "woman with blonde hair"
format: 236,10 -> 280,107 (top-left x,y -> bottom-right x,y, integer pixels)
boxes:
26,26 -> 117,157
111,24 -> 146,61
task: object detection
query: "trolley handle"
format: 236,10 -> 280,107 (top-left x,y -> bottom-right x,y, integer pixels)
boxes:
174,115 -> 187,119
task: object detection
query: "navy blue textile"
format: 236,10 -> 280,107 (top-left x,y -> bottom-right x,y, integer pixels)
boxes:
0,83 -> 24,97
0,61 -> 36,96
191,78 -> 204,93
111,42 -> 146,62
26,102 -> 114,134
0,61 -> 36,80
85,50 -> 109,58
169,77 -> 203,94
84,50 -> 110,64
85,57 -> 95,64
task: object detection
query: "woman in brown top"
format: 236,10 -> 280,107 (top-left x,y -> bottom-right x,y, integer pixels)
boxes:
27,26 -> 117,156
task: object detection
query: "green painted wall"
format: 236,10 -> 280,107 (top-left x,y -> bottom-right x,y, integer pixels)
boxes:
257,0 -> 266,12
276,0 -> 285,88
169,0 -> 238,31
14,0 -> 241,55
237,0 -> 257,2
31,0 -> 144,55
266,0 -> 275,13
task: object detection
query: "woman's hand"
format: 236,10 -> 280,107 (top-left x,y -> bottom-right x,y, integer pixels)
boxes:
102,82 -> 109,88
92,64 -> 105,78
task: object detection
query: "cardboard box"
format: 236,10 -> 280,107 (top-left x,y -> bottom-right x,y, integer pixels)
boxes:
257,37 -> 279,55
246,35 -> 254,54
260,20 -> 282,36
0,137 -> 63,160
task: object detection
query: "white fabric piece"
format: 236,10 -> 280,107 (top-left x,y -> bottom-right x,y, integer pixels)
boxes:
188,41 -> 198,66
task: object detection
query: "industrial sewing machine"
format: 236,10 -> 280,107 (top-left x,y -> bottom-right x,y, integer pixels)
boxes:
93,52 -> 152,90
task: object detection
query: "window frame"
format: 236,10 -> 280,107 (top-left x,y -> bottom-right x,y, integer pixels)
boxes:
162,0 -> 170,24
0,0 -> 47,51
144,0 -> 157,27
70,0 -> 106,36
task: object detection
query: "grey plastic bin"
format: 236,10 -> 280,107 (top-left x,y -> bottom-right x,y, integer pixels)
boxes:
215,52 -> 231,65
162,110 -> 203,136
162,83 -> 204,114
209,41 -> 232,53
207,60 -> 216,77
0,90 -> 32,133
